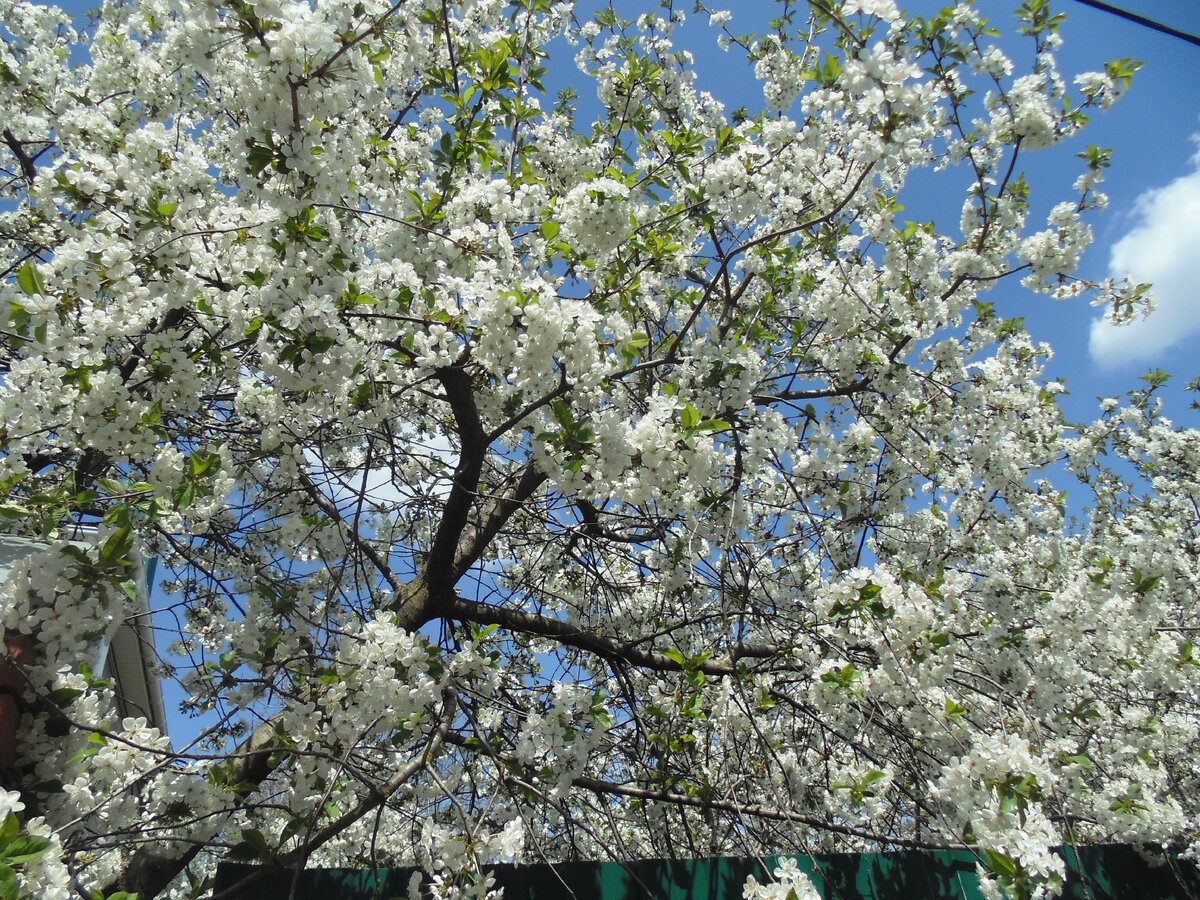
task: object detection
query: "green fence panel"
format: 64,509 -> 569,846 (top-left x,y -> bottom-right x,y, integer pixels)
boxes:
213,846 -> 1200,900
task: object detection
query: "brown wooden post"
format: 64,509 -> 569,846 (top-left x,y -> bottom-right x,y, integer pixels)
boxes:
0,634 -> 36,770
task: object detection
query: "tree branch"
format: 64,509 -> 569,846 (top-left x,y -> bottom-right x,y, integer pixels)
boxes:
439,731 -> 953,851
445,595 -> 781,676
386,366 -> 490,629
427,367 -> 487,597
566,773 -> 951,850
104,716 -> 282,899
451,461 -> 547,578
297,468 -> 404,596
751,377 -> 873,406
207,689 -> 456,900
1,129 -> 37,184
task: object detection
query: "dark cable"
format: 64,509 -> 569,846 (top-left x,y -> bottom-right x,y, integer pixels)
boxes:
1067,0 -> 1200,48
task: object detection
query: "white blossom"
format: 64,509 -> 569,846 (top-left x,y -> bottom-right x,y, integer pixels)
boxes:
0,1 -> 1192,897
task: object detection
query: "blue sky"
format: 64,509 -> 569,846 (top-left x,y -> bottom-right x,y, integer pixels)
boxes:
613,0 -> 1200,423
35,0 -> 1200,416
984,0 -> 1200,421
25,0 -> 1200,740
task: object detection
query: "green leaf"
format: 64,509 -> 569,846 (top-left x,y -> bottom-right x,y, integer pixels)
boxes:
172,481 -> 196,511
663,648 -> 687,667
246,142 -> 276,176
999,791 -> 1020,816
0,815 -> 18,846
0,835 -> 50,864
239,828 -> 269,854
984,849 -> 1018,879
1060,752 -> 1095,771
1131,572 -> 1161,596
0,864 -> 16,900
96,477 -> 126,497
540,220 -> 560,240
1140,369 -> 1171,389
190,451 -> 221,478
680,403 -> 701,430
100,524 -> 133,566
821,663 -> 859,690
0,503 -> 30,520
550,398 -> 574,430
48,686 -> 84,707
15,260 -> 44,297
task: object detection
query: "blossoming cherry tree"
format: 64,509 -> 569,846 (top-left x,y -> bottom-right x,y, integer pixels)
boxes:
0,0 -> 1195,898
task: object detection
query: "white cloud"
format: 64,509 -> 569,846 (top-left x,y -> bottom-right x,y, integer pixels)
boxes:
1089,146 -> 1200,367
305,430 -> 459,515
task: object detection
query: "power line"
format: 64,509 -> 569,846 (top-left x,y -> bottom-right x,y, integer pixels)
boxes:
1067,0 -> 1200,48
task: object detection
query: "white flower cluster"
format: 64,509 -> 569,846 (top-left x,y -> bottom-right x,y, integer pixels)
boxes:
511,681 -> 608,797
557,178 -> 633,260
0,0 -> 1195,896
932,734 -> 1065,885
1074,70 -> 1125,111
707,10 -> 731,29
743,858 -> 820,900
12,818 -> 71,900
1017,202 -> 1092,295
702,149 -> 766,223
991,74 -> 1064,151
0,542 -> 123,673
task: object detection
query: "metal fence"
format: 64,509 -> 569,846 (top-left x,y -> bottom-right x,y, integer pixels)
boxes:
214,845 -> 1200,899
